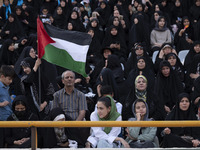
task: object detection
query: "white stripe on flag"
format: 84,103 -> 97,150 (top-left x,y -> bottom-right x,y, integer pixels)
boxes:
50,37 -> 89,62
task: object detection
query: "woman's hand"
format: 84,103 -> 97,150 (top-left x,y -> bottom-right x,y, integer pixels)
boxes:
164,105 -> 171,113
186,38 -> 193,44
115,137 -> 130,148
33,58 -> 41,72
14,140 -> 23,145
40,101 -> 47,111
136,113 -> 141,121
159,49 -> 164,58
194,97 -> 200,105
190,73 -> 200,79
125,128 -> 136,140
179,29 -> 185,36
192,139 -> 200,147
164,127 -> 171,134
120,138 -> 130,148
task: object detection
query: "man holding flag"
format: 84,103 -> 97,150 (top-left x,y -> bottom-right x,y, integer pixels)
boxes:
37,17 -> 90,147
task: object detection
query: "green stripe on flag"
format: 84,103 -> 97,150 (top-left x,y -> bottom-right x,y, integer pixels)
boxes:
42,44 -> 87,77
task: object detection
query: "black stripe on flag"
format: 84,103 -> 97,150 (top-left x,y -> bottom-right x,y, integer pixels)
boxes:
44,24 -> 92,46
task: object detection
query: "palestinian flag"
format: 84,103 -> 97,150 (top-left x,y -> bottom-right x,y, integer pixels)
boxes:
37,17 -> 92,77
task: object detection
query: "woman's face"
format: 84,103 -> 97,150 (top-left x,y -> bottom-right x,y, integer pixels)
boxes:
57,7 -> 63,15
3,0 -> 9,6
22,66 -> 31,74
155,5 -> 160,11
110,28 -> 117,36
113,10 -> 120,17
8,43 -> 15,51
179,97 -> 190,111
60,1 -> 66,7
196,0 -> 200,7
113,18 -> 119,26
168,56 -> 176,67
100,2 -> 106,9
158,18 -> 165,28
16,8 -> 22,15
183,19 -> 190,27
135,101 -> 146,116
8,16 -> 14,23
91,20 -> 97,27
175,0 -> 181,7
71,11 -> 77,19
134,1 -> 139,7
137,4 -> 143,11
163,47 -> 172,55
29,48 -> 36,58
136,77 -> 147,91
135,46 -> 144,56
103,49 -> 111,59
137,59 -> 146,70
97,101 -> 111,119
194,44 -> 200,53
68,23 -> 73,30
154,12 -> 159,21
161,66 -> 170,77
15,104 -> 26,112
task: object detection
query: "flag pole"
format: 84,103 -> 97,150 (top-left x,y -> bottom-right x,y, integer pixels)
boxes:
38,65 -> 41,111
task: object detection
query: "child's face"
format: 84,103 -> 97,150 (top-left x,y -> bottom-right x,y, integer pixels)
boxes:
0,75 -> 13,86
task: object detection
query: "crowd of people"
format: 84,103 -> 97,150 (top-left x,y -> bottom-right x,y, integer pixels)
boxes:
0,0 -> 200,148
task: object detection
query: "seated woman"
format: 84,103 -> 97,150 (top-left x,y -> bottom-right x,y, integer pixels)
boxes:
165,53 -> 185,82
86,96 -> 130,148
125,99 -> 157,148
42,107 -> 69,148
150,16 -> 172,54
4,95 -> 39,148
123,75 -> 159,120
162,93 -> 200,148
154,60 -> 184,120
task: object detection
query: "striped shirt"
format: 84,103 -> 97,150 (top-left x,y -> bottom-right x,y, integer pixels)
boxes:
52,88 -> 87,120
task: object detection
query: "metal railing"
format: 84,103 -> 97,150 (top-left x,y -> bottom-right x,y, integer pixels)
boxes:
0,121 -> 200,150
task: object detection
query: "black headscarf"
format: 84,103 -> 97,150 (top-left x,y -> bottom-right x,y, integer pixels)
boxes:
165,93 -> 199,137
52,6 -> 67,29
102,25 -> 126,59
184,41 -> 200,71
129,14 -> 150,48
14,46 -> 34,77
0,13 -> 25,41
123,74 -> 157,120
0,39 -> 18,67
99,68 -> 119,100
12,95 -> 30,120
154,60 -> 184,118
20,57 -> 35,69
68,10 -> 85,32
126,56 -> 155,89
125,43 -> 154,78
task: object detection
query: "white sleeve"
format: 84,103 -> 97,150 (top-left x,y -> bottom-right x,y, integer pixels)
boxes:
90,112 -> 122,144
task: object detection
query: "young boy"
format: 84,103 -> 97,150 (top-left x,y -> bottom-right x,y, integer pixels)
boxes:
0,65 -> 15,147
